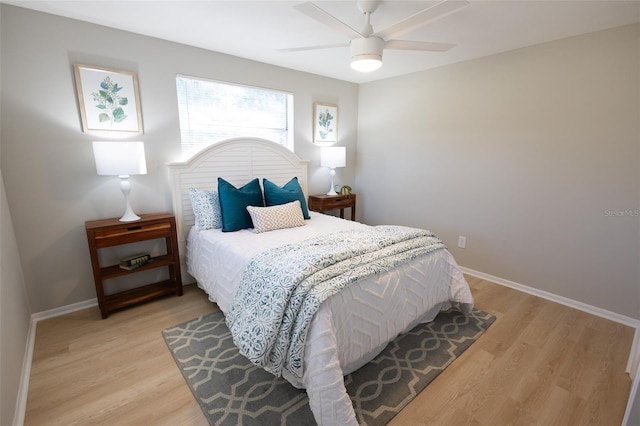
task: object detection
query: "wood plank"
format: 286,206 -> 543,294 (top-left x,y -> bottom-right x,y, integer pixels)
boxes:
24,278 -> 634,425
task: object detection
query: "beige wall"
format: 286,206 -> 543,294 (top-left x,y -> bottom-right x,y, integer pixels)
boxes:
0,5 -> 359,314
357,23 -> 640,319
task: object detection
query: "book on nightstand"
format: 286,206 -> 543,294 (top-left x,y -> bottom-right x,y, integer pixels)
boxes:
119,253 -> 151,270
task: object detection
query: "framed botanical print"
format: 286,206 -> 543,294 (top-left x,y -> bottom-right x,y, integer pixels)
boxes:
74,64 -> 143,134
313,103 -> 337,143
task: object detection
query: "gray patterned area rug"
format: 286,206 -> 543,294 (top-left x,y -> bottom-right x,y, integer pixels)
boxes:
162,307 -> 495,426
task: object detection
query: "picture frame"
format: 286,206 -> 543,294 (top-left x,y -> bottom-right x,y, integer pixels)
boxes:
313,103 -> 337,143
74,64 -> 143,134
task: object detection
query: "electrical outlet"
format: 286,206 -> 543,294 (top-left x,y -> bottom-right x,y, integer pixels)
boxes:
458,236 -> 467,249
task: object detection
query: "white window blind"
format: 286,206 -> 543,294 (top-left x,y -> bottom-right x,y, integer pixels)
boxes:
176,75 -> 293,154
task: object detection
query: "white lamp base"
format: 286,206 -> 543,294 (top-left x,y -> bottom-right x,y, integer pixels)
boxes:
119,176 -> 141,222
326,168 -> 337,195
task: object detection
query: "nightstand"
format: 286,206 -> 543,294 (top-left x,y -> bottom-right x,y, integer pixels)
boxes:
308,193 -> 356,221
85,213 -> 183,319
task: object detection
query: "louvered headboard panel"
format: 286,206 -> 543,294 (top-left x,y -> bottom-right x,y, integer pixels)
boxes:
167,138 -> 309,279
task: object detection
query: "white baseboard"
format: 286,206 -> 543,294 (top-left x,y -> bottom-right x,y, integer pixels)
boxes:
31,298 -> 98,322
628,328 -> 640,378
463,266 -> 640,423
460,266 -> 640,328
13,273 -> 640,424
12,318 -> 36,426
13,298 -> 97,426
460,266 -> 640,376
623,363 -> 640,426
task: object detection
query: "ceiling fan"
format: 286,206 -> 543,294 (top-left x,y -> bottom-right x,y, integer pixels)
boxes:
280,0 -> 469,72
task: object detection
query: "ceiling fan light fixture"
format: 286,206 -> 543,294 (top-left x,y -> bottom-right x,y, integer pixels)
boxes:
350,37 -> 383,72
351,56 -> 382,72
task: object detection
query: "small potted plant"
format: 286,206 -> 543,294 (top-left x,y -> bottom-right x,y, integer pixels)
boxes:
340,185 -> 352,197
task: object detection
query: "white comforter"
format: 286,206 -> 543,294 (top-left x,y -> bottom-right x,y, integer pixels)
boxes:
187,212 -> 473,425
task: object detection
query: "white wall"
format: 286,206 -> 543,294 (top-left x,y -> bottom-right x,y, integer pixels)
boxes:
0,172 -> 31,426
357,23 -> 640,320
0,5 -> 359,314
0,4 -> 638,423
0,7 -> 32,421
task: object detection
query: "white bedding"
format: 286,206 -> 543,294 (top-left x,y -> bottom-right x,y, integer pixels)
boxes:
187,212 -> 473,425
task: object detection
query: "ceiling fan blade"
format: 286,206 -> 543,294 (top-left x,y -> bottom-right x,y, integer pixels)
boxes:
375,0 -> 469,40
278,43 -> 349,53
385,39 -> 456,52
294,2 -> 363,40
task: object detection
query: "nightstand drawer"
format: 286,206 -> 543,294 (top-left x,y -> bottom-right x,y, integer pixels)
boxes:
318,196 -> 353,210
308,193 -> 357,221
93,222 -> 172,247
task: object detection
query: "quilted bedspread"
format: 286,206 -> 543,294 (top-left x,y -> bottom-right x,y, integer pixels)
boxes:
226,225 -> 446,381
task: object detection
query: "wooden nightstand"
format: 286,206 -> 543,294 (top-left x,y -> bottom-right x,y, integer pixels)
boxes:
308,193 -> 356,221
85,213 -> 183,319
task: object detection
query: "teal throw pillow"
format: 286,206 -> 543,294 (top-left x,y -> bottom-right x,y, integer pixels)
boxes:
263,177 -> 310,220
218,178 -> 264,232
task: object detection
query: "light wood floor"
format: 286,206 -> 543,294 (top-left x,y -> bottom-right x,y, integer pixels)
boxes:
24,276 -> 634,425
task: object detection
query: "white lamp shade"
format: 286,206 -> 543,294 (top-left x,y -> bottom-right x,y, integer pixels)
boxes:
321,146 -> 346,168
92,141 -> 147,176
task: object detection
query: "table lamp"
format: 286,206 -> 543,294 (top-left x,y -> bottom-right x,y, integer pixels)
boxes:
92,141 -> 147,222
320,146 -> 346,196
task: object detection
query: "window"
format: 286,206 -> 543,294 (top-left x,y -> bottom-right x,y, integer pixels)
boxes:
176,75 -> 293,154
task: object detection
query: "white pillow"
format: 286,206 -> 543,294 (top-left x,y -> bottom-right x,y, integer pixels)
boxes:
246,200 -> 306,234
189,188 -> 222,230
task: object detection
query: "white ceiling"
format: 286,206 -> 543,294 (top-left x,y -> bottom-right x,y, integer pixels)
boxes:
5,0 -> 640,83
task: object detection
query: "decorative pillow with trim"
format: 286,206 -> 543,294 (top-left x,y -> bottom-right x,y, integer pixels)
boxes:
218,178 -> 264,232
263,177 -> 310,220
246,200 -> 306,234
188,188 -> 222,230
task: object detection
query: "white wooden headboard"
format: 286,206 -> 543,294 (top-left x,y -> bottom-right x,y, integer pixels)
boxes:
167,137 -> 309,269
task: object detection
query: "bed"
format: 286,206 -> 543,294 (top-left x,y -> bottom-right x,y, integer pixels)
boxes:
168,137 -> 474,425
